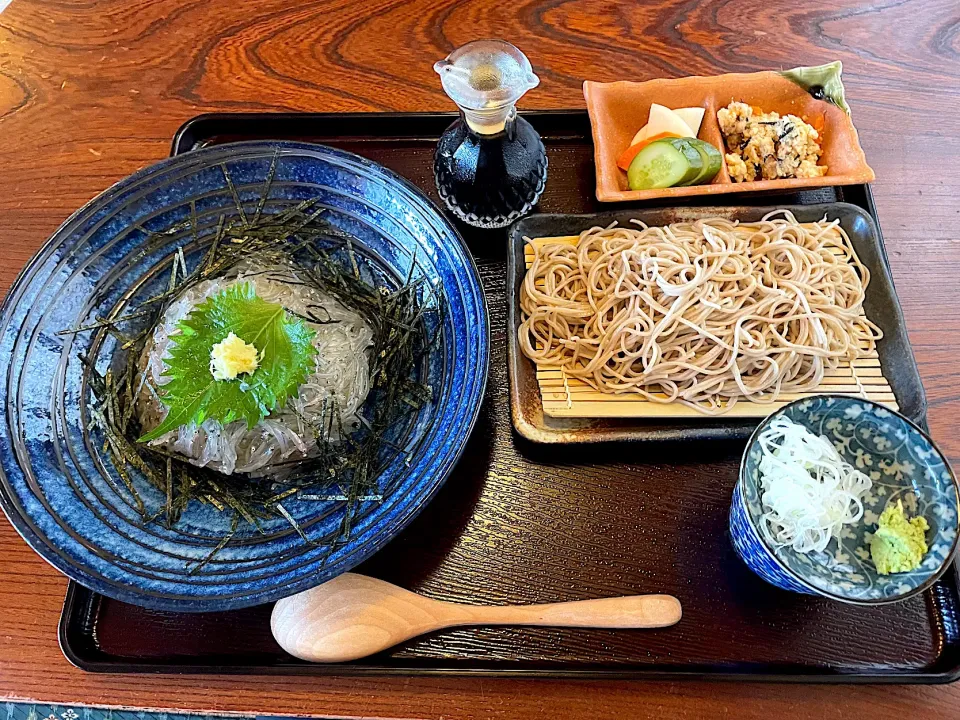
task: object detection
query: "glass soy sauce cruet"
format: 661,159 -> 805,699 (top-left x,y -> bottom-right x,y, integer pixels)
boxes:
433,40 -> 548,229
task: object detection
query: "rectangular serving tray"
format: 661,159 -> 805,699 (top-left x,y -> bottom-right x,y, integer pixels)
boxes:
507,204 -> 925,443
59,110 -> 960,682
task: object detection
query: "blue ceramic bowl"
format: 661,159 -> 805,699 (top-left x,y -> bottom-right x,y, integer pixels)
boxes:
730,395 -> 959,603
0,141 -> 488,611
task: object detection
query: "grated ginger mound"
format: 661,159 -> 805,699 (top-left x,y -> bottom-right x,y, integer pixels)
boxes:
210,332 -> 259,381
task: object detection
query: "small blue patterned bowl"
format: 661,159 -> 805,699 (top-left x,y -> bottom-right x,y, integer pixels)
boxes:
730,395 -> 959,604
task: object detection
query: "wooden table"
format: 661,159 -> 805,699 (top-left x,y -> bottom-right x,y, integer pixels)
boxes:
1,0 -> 959,717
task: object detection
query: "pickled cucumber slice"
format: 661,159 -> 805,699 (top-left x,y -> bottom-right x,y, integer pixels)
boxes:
680,139 -> 723,186
626,138 -> 703,190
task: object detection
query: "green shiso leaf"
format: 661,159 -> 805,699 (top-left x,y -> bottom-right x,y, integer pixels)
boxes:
138,281 -> 317,442
780,60 -> 850,114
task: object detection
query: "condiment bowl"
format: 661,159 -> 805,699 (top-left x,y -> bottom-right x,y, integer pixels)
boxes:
730,395 -> 959,604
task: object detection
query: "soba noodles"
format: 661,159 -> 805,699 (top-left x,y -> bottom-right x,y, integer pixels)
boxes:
518,211 -> 881,414
137,265 -> 373,474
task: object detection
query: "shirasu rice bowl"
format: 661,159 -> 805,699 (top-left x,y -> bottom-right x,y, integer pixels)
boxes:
137,265 -> 373,475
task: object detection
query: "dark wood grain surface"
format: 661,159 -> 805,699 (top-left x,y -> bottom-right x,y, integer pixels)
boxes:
2,0 -> 960,718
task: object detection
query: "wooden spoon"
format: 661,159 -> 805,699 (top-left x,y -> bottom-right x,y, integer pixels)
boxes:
271,573 -> 682,663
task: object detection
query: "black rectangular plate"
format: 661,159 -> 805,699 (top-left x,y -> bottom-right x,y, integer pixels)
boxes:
507,204 -> 926,443
59,111 -> 960,682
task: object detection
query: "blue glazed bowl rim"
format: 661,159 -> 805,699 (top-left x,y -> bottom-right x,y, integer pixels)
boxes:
736,394 -> 960,605
0,140 -> 491,611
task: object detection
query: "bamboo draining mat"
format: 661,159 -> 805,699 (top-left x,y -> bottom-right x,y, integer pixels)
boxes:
523,232 -> 898,419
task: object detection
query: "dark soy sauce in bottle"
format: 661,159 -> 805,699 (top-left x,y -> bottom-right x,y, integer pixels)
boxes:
434,40 -> 548,229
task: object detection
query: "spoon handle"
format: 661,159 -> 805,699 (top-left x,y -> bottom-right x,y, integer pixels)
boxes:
449,594 -> 682,629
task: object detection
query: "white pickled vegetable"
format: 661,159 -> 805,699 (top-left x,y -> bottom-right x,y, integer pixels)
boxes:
673,107 -> 705,136
630,103 -> 697,145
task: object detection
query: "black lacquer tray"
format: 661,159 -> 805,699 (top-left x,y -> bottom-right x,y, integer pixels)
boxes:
59,110 -> 960,682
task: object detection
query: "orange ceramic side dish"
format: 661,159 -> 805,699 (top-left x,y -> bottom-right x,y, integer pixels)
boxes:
584,71 -> 875,203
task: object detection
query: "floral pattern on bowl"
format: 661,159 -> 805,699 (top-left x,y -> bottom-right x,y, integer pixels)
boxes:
731,395 -> 959,603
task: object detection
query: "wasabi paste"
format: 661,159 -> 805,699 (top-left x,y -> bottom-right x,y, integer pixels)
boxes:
870,500 -> 928,575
